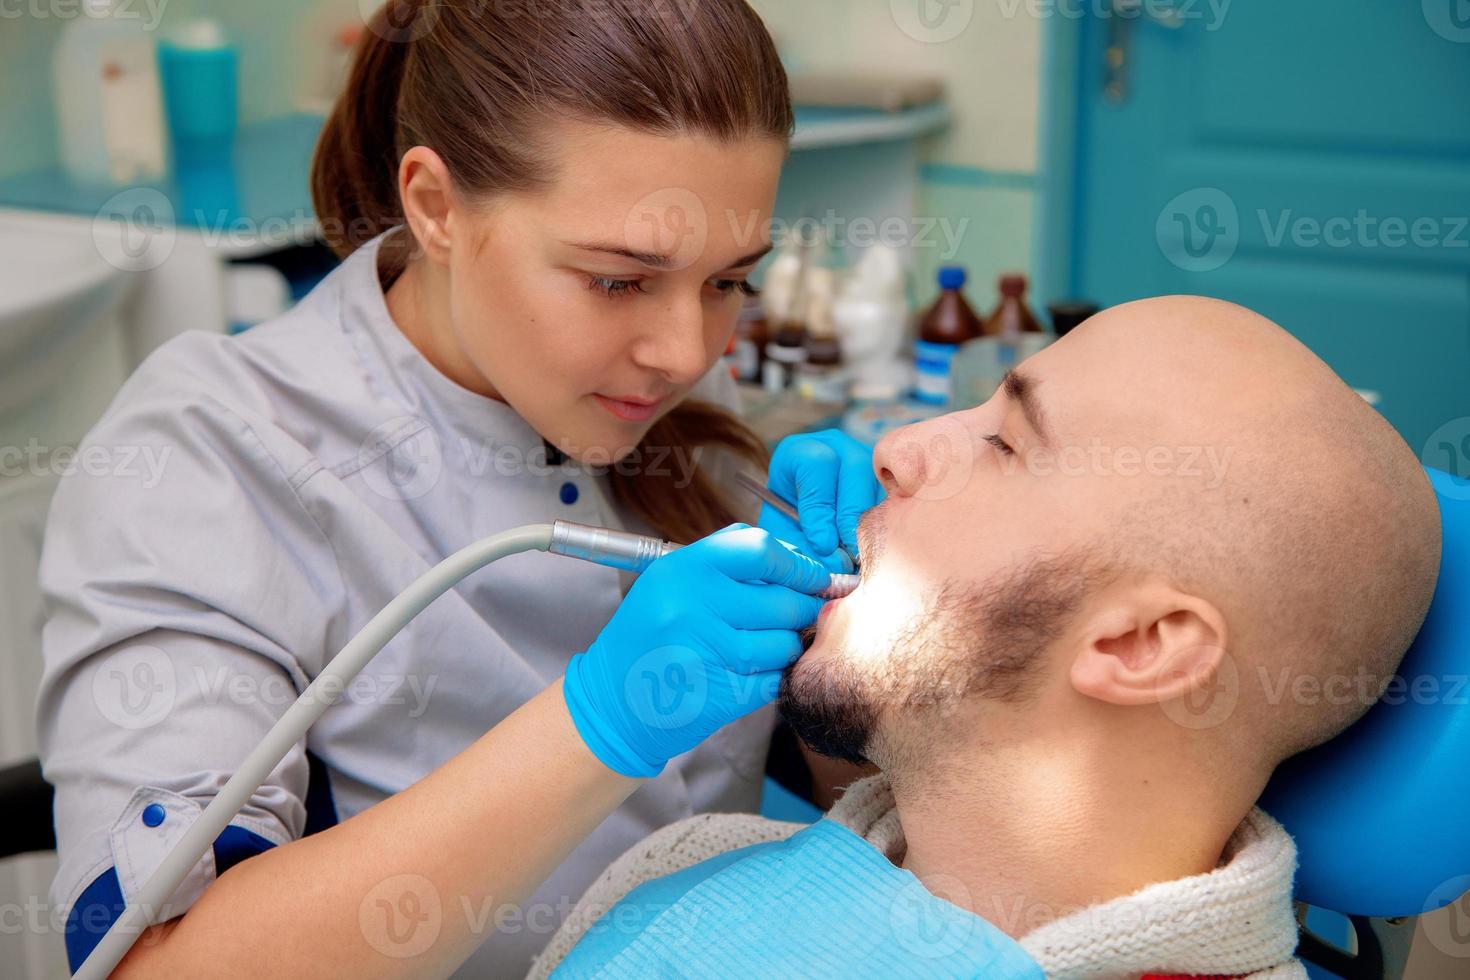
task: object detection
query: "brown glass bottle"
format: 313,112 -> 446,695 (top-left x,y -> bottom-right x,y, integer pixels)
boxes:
918,266 -> 983,346
913,266 -> 982,405
983,273 -> 1044,337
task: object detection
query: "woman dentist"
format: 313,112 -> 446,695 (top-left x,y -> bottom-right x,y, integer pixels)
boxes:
35,1 -> 879,977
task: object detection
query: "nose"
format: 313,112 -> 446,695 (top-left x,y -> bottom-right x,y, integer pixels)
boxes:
873,421 -> 931,499
873,414 -> 977,500
632,295 -> 711,386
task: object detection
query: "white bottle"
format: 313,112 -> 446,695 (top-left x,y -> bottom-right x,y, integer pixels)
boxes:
53,0 -> 169,186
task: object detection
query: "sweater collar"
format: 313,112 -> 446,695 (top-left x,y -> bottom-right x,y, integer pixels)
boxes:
825,775 -> 1301,979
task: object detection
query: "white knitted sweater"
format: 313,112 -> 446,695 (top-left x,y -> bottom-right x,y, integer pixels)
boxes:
528,775 -> 1307,979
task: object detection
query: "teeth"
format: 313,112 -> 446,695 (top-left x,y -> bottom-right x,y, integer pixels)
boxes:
820,574 -> 860,600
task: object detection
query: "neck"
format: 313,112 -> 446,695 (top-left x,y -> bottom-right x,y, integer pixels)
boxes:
384,254 -> 500,401
889,723 -> 1267,940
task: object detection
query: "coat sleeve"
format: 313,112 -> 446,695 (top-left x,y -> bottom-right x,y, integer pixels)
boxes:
35,373 -> 345,973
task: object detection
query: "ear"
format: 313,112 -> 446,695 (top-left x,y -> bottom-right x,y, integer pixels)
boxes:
1068,580 -> 1227,707
398,145 -> 457,266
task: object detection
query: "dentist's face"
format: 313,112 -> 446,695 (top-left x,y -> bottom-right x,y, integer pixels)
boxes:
430,120 -> 785,462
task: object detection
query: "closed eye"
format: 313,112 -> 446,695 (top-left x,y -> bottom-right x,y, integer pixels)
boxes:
710,278 -> 760,297
587,276 -> 646,299
984,433 -> 1015,456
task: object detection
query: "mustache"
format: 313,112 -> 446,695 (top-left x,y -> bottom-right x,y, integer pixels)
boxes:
855,503 -> 888,581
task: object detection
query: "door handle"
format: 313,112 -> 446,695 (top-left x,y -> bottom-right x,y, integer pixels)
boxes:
1104,0 -> 1186,104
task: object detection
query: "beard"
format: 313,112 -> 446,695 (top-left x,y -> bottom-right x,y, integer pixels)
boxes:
779,547 -> 1105,766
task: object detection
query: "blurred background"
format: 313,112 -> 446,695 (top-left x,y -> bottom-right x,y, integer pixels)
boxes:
1,1 -> 1467,977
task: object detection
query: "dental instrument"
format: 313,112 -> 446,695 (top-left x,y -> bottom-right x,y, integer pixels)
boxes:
734,470 -> 859,573
72,520 -> 856,980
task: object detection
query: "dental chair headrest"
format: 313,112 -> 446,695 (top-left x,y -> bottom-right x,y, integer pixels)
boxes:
1260,466 -> 1470,917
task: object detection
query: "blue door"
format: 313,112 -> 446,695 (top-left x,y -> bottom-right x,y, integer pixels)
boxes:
1064,1 -> 1470,457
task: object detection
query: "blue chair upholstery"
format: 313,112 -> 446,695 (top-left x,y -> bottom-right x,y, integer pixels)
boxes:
1261,467 -> 1470,918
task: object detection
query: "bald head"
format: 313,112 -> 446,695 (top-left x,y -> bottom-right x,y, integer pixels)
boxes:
790,294 -> 1441,782
1062,296 -> 1442,762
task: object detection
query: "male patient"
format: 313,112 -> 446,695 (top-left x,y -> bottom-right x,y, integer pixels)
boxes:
532,296 -> 1442,979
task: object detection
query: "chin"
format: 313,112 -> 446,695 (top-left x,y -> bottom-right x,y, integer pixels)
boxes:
779,629 -> 880,766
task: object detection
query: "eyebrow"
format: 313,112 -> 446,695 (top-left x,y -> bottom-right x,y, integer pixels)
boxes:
1001,368 -> 1052,446
564,240 -> 774,271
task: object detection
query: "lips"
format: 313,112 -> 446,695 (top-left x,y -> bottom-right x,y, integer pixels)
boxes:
594,393 -> 665,423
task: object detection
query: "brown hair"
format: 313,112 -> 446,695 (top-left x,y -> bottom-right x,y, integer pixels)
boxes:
311,0 -> 791,543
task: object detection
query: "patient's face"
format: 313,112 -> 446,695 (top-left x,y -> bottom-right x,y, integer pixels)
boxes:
780,302 -> 1249,763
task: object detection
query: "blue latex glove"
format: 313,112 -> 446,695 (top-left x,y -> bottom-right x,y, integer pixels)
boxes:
762,430 -> 885,574
563,524 -> 831,778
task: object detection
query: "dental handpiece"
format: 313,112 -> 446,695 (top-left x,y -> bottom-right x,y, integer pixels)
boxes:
733,471 -> 860,574
549,521 -> 860,599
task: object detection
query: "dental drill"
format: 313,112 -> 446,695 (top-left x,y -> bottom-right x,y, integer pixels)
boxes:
73,522 -> 858,980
